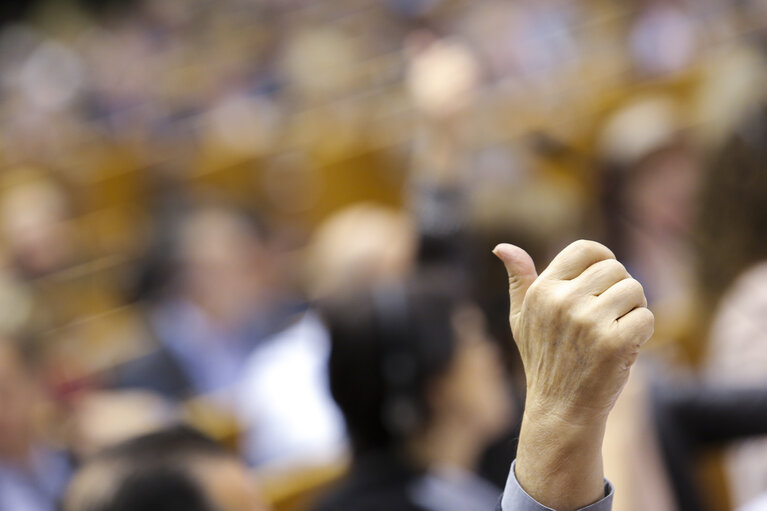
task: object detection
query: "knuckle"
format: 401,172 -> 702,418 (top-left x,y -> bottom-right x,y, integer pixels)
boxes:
570,306 -> 595,330
622,308 -> 655,340
639,307 -> 655,331
627,278 -> 644,296
571,239 -> 596,256
606,259 -> 628,276
592,259 -> 628,282
550,285 -> 573,310
630,280 -> 648,305
570,239 -> 613,259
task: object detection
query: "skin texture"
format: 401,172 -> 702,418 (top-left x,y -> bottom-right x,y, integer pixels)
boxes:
494,240 -> 654,511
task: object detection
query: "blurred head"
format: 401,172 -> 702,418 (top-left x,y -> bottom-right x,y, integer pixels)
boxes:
140,200 -> 274,325
598,96 -> 698,255
322,278 -> 511,465
69,390 -> 176,459
696,104 -> 767,306
623,143 -> 698,238
0,169 -> 75,277
176,205 -> 271,318
433,304 -> 511,440
304,203 -> 417,300
65,425 -> 268,511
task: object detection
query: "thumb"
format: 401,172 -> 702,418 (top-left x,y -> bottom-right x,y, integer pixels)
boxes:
493,243 -> 537,325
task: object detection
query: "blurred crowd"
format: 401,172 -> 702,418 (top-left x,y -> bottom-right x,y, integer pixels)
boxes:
1,0 -> 767,510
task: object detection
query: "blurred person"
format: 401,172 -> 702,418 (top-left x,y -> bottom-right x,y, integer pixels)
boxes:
119,198 -> 348,467
596,97 -> 702,511
599,96 -> 698,307
64,425 -> 269,511
0,169 -> 97,359
235,203 -> 417,466
115,201 -> 296,399
588,48 -> 767,511
0,169 -> 78,279
314,278 -> 512,511
610,90 -> 767,511
598,95 -> 700,358
0,338 -> 72,511
699,103 -> 767,509
580,97 -> 767,511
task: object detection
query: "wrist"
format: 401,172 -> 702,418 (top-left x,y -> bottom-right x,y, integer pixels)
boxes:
524,386 -> 614,427
514,404 -> 607,510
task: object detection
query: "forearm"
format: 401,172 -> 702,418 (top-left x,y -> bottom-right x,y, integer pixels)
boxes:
515,407 -> 607,511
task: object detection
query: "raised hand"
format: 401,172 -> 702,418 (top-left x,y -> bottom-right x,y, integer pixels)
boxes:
494,240 -> 653,510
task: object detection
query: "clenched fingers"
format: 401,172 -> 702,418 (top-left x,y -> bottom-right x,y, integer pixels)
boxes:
571,258 -> 630,296
614,306 -> 655,346
541,240 -> 616,281
597,277 -> 647,321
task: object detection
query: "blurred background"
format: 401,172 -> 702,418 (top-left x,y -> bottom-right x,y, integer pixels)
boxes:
1,0 -> 767,510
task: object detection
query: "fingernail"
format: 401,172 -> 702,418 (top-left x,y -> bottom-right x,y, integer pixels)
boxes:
493,243 -> 513,259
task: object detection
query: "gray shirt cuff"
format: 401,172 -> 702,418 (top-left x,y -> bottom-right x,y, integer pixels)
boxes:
500,461 -> 613,511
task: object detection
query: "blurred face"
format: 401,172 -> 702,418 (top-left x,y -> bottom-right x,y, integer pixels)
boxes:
1,180 -> 73,276
179,209 -> 271,325
627,145 -> 698,237
429,306 -> 512,441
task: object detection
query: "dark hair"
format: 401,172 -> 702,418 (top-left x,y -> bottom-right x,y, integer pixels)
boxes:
696,104 -> 767,307
97,424 -> 229,464
97,467 -> 214,511
79,426 -> 230,511
321,279 -> 461,456
130,195 -> 268,302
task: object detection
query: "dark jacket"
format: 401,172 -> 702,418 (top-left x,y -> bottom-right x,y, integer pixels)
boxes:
314,451 -> 429,511
314,450 -> 503,511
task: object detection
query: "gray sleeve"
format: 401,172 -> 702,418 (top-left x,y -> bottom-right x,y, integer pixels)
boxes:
499,461 -> 613,511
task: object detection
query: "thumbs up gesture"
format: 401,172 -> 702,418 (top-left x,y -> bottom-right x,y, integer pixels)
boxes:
494,240 -> 653,510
